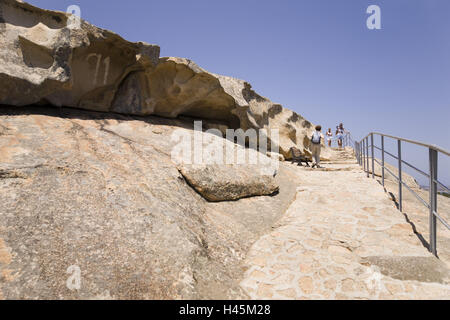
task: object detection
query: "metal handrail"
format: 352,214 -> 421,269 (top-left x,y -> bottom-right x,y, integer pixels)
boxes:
354,133 -> 450,258
372,145 -> 430,179
434,211 -> 450,230
371,144 -> 449,193
361,132 -> 450,157
343,132 -> 356,149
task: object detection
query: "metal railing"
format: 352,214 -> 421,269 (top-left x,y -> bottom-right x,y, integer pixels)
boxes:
354,133 -> 450,257
330,132 -> 355,149
343,132 -> 354,148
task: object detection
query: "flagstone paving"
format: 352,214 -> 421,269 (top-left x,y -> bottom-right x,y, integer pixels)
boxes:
240,160 -> 450,300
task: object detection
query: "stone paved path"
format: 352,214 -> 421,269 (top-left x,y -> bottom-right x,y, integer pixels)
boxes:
240,160 -> 450,300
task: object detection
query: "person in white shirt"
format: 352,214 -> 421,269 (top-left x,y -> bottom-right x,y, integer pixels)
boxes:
336,123 -> 349,149
310,125 -> 324,168
326,128 -> 333,147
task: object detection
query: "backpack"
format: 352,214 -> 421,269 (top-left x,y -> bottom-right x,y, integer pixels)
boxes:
311,131 -> 321,145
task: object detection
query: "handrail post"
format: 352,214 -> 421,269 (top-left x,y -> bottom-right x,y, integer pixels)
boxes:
381,136 -> 385,187
363,139 -> 366,172
358,141 -> 360,165
359,142 -> 362,165
358,142 -> 361,165
360,141 -> 363,166
398,140 -> 403,212
371,133 -> 375,179
366,137 -> 370,178
429,148 -> 438,256
360,141 -> 362,166
356,142 -> 359,164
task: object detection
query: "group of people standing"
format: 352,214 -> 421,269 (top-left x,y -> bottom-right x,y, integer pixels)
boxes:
325,123 -> 348,148
309,123 -> 349,169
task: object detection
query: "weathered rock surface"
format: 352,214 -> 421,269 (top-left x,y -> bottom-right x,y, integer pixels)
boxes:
1,0 -> 419,301
0,106 -> 301,299
179,164 -> 279,202
0,0 -> 323,159
241,160 -> 450,300
137,57 -> 318,159
381,179 -> 450,267
0,0 -> 160,110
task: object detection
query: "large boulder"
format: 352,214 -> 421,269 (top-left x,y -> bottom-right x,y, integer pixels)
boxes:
172,121 -> 280,201
0,0 -> 160,109
0,0 -> 317,159
0,105 -> 302,299
179,164 -> 279,202
129,57 -> 317,159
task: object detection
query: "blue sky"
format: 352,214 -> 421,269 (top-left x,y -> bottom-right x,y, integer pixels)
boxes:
27,0 -> 450,186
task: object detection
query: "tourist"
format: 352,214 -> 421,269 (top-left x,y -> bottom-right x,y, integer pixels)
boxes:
310,125 -> 324,168
336,123 -> 345,149
326,128 -> 333,147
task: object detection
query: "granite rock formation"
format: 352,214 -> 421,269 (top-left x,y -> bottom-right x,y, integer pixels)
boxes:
0,106 -> 302,299
0,0 -> 323,159
0,0 -> 341,300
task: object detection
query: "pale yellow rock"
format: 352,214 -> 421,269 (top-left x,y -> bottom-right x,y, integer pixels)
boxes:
327,245 -> 352,256
272,274 -> 295,285
332,255 -> 353,264
318,290 -> 332,299
404,283 -> 415,293
277,288 -> 297,299
324,279 -> 337,291
341,279 -> 355,293
250,270 -> 267,280
355,281 -> 368,292
0,248 -> 12,265
257,284 -> 274,299
305,239 -> 322,249
318,268 -> 330,277
248,256 -> 268,268
287,244 -> 303,254
331,266 -> 347,275
335,293 -> 350,300
298,277 -> 314,294
385,283 -> 404,296
277,254 -> 297,263
362,207 -> 377,214
299,263 -> 313,274
379,293 -> 396,300
303,250 -> 317,258
271,264 -> 292,272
